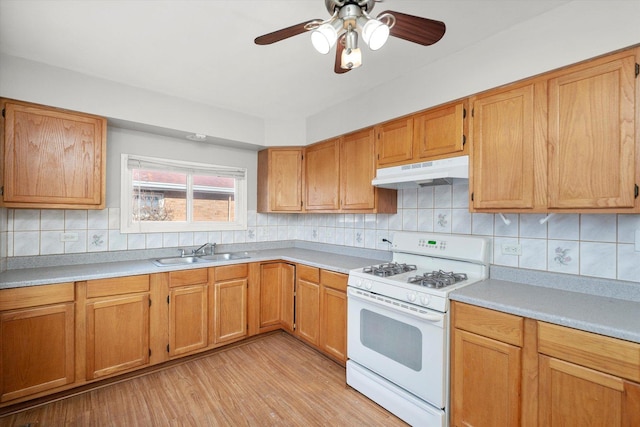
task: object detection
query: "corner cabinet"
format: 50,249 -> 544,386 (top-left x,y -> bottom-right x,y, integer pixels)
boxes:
451,301 -> 640,426
305,131 -> 396,213
471,46 -> 640,213
0,283 -> 75,403
257,147 -> 304,213
0,98 -> 106,209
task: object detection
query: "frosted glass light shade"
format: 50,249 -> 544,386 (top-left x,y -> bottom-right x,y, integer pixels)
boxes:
362,19 -> 389,50
311,23 -> 338,54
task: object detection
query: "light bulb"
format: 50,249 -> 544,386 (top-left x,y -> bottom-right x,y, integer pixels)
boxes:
341,47 -> 362,69
362,19 -> 389,50
311,23 -> 338,54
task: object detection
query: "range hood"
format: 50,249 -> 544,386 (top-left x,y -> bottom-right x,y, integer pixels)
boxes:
372,155 -> 469,189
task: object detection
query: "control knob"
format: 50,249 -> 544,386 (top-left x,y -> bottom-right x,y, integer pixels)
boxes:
419,295 -> 431,306
406,292 -> 417,303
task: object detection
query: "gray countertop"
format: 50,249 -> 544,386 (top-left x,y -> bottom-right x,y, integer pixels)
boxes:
451,267 -> 640,344
0,247 -> 383,289
3,244 -> 640,346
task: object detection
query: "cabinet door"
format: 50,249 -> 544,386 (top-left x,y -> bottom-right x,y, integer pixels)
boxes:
296,278 -> 320,346
451,329 -> 521,427
375,117 -> 414,167
213,278 -> 247,344
305,139 -> 340,210
548,54 -> 636,209
413,101 -> 466,159
319,286 -> 347,364
471,83 -> 539,210
280,263 -> 295,332
1,303 -> 75,402
257,148 -> 303,212
539,355 -> 640,426
340,128 -> 376,210
259,263 -> 282,328
2,100 -> 106,209
169,284 -> 208,357
86,294 -> 150,379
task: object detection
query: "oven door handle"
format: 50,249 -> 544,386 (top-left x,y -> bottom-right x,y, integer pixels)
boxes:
348,287 -> 445,324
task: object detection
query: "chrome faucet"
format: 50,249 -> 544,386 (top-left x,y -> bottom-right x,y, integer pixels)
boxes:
192,242 -> 216,256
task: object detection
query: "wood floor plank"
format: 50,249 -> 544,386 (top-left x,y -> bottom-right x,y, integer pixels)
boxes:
1,333 -> 407,426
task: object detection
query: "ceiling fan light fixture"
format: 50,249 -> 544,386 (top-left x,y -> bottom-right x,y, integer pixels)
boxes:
311,21 -> 341,54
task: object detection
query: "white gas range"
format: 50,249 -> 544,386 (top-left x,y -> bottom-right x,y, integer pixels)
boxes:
346,232 -> 490,427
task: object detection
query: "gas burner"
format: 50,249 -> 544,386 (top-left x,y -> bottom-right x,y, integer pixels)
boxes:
407,270 -> 468,289
362,262 -> 417,277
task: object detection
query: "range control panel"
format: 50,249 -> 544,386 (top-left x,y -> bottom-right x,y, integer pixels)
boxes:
391,231 -> 490,265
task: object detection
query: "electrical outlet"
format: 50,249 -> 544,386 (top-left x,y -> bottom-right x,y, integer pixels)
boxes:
501,243 -> 522,256
60,232 -> 79,242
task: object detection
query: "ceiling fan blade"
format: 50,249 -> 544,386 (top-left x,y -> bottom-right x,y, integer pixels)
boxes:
254,20 -> 321,45
380,10 -> 446,46
334,34 -> 351,74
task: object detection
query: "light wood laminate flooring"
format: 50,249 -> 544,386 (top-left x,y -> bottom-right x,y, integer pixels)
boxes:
1,332 -> 407,426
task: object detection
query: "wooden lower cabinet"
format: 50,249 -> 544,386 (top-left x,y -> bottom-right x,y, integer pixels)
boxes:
83,275 -> 151,380
168,268 -> 209,357
451,302 -> 640,426
319,270 -> 347,364
294,265 -> 347,365
295,265 -> 320,346
212,264 -> 248,345
257,262 -> 295,333
0,283 -> 75,403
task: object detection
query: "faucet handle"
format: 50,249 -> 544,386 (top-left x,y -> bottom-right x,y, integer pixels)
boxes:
178,248 -> 186,257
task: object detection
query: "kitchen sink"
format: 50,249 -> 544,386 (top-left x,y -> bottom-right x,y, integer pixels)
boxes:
198,252 -> 250,262
151,252 -> 250,267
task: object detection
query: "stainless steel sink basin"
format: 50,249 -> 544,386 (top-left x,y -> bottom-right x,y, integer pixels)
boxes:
198,252 -> 250,262
152,256 -> 202,266
152,252 -> 250,266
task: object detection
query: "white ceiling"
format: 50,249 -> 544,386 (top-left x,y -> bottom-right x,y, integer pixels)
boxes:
0,0 -> 574,121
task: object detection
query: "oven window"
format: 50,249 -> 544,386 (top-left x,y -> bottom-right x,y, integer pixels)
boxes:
360,309 -> 422,371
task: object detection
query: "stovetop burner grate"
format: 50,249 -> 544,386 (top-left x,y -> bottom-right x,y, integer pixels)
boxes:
362,262 -> 418,277
407,270 -> 468,289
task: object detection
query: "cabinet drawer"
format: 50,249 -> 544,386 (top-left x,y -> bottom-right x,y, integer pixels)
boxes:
0,282 -> 74,311
452,302 -> 523,347
215,264 -> 248,282
86,275 -> 150,299
169,268 -> 209,287
320,270 -> 347,292
298,264 -> 319,283
538,321 -> 640,382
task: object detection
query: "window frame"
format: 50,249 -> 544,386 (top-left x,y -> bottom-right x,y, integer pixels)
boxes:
120,154 -> 247,233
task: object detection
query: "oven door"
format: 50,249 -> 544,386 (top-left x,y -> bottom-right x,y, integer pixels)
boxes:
347,286 -> 447,408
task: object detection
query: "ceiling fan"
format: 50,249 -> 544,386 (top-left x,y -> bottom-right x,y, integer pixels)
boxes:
254,0 -> 446,74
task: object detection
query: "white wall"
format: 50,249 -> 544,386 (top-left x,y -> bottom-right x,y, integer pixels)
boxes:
0,54 -> 266,146
306,1 -> 640,142
105,127 -> 258,209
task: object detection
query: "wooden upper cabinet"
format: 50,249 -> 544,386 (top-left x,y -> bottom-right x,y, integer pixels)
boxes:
375,116 -> 413,167
470,82 -> 543,211
548,52 -> 637,210
305,138 -> 341,211
341,128 -> 376,210
257,147 -> 303,212
413,100 -> 467,160
1,99 -> 106,209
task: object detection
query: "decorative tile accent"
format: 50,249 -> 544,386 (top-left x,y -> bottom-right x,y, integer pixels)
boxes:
88,230 -> 107,252
548,240 -> 579,275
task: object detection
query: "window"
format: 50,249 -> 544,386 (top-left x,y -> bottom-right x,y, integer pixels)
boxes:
121,154 -> 247,233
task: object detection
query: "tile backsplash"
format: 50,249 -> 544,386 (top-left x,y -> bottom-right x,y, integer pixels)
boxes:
3,182 -> 640,283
